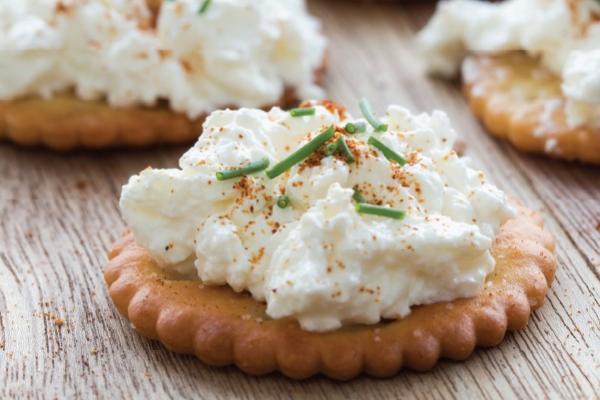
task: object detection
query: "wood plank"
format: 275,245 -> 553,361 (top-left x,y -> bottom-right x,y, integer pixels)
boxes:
0,1 -> 598,398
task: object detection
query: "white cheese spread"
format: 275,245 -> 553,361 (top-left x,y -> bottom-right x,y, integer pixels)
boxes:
120,101 -> 515,331
0,0 -> 326,118
418,0 -> 600,128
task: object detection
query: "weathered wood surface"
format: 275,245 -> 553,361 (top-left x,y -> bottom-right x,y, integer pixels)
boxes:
1,1 -> 599,399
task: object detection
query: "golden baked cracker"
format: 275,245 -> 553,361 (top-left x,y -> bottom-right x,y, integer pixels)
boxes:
0,88 -> 300,151
104,204 -> 556,380
462,52 -> 600,164
0,94 -> 203,151
1,0 -> 327,151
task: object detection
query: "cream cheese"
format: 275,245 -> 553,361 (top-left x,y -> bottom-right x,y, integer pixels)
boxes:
0,0 -> 326,118
120,101 -> 515,331
417,0 -> 600,128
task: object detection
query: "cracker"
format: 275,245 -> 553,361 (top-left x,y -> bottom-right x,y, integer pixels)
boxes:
462,52 -> 600,164
0,0 -> 327,152
0,88 -> 300,151
0,94 -> 203,151
104,204 -> 556,380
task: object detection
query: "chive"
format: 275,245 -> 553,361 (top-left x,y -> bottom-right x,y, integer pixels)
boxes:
336,138 -> 354,163
344,121 -> 367,134
368,136 -> 406,166
277,195 -> 290,209
198,0 -> 211,14
266,126 -> 334,179
215,157 -> 269,181
354,122 -> 367,133
355,203 -> 405,220
325,142 -> 339,156
359,98 -> 387,132
352,188 -> 366,203
289,107 -> 316,117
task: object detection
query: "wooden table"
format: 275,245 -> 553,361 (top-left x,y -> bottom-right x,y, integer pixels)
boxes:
1,1 -> 599,398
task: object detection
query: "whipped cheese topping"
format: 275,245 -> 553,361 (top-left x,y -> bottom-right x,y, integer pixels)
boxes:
418,0 -> 600,128
0,0 -> 326,118
120,101 -> 515,331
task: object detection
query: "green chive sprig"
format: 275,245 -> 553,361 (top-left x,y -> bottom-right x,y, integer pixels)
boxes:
355,203 -> 405,220
352,188 -> 366,203
266,126 -> 334,179
325,142 -> 338,156
289,107 -> 316,117
277,195 -> 290,209
368,136 -> 406,166
215,157 -> 269,181
359,98 -> 387,132
336,138 -> 355,163
198,0 -> 211,14
344,122 -> 367,134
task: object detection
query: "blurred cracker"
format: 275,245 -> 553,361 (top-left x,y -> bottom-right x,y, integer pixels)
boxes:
462,52 -> 600,164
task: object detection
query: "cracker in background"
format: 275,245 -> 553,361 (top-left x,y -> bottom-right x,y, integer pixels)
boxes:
462,52 -> 600,164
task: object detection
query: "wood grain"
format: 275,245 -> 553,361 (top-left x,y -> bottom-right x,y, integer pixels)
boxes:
1,1 -> 599,398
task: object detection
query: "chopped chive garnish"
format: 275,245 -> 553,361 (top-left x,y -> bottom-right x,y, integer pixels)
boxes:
277,195 -> 290,209
198,0 -> 211,14
289,107 -> 316,117
325,142 -> 339,156
354,122 -> 367,133
359,98 -> 387,132
266,126 -> 334,179
352,188 -> 366,203
215,157 -> 269,181
336,138 -> 355,163
368,136 -> 406,166
344,121 -> 367,134
355,203 -> 405,220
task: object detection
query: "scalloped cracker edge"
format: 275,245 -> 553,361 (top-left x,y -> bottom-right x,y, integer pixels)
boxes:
104,204 -> 556,380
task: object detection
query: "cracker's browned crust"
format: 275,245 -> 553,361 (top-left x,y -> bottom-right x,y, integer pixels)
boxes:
0,86 -> 303,151
0,94 -> 204,150
104,204 -> 556,380
462,52 -> 600,164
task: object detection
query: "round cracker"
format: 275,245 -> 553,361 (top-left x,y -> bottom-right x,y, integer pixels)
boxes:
462,52 -> 600,164
0,87 -> 300,151
104,204 -> 556,380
